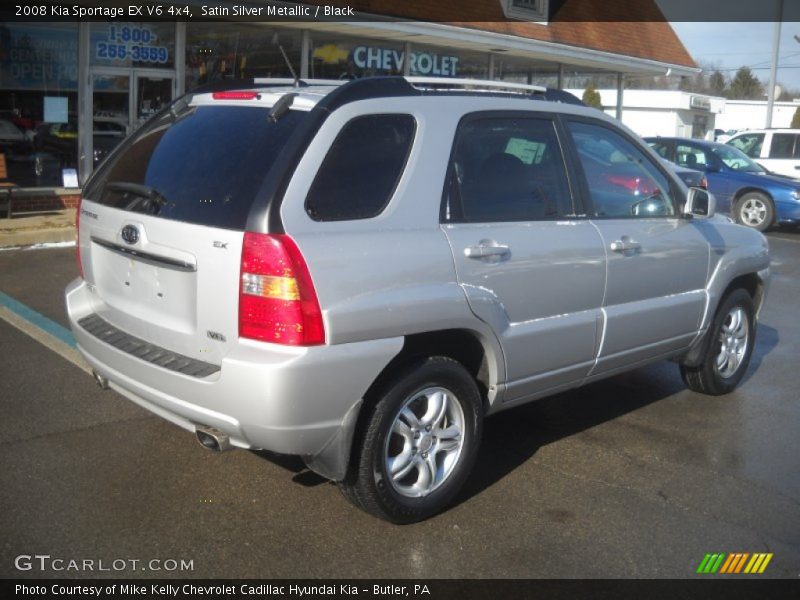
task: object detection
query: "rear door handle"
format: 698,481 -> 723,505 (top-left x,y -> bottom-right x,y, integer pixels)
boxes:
610,239 -> 641,253
464,243 -> 510,259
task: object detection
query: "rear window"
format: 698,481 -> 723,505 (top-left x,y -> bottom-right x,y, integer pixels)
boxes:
305,114 -> 416,221
85,105 -> 307,230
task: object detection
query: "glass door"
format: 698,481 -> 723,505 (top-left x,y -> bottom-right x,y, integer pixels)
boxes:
81,69 -> 175,182
91,71 -> 131,170
134,74 -> 174,130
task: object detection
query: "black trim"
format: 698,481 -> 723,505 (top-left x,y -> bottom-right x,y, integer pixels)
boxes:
91,237 -> 196,272
78,314 -> 220,378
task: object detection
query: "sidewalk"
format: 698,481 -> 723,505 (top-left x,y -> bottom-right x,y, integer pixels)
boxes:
0,209 -> 77,248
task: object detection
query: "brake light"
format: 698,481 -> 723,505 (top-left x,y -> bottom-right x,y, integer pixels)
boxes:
239,232 -> 325,346
75,201 -> 83,279
700,176 -> 708,189
212,91 -> 259,100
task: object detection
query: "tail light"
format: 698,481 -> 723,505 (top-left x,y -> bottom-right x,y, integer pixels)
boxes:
75,200 -> 83,279
700,176 -> 708,189
239,232 -> 325,346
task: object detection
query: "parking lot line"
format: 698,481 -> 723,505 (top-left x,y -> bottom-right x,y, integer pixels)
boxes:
0,290 -> 90,375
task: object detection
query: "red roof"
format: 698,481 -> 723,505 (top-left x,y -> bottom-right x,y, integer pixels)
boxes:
316,0 -> 696,68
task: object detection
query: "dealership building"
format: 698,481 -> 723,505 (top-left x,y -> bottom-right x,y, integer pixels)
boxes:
0,0 -> 698,206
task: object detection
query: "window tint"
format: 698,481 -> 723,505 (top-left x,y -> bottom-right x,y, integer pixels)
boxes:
676,144 -> 709,169
305,114 -> 415,221
444,117 -> 573,222
770,133 -> 799,159
86,105 -> 307,230
568,121 -> 675,218
728,133 -> 764,158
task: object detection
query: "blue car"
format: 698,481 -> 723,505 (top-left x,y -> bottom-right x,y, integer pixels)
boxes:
645,136 -> 800,232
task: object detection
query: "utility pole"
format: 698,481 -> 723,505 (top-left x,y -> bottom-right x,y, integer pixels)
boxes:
766,0 -> 783,128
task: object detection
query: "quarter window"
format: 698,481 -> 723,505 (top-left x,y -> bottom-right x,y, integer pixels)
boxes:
443,116 -> 573,222
305,114 -> 415,221
568,121 -> 676,218
769,133 -> 800,159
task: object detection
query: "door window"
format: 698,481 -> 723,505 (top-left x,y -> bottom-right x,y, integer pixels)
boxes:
728,132 -> 764,158
443,116 -> 573,222
567,121 -> 675,218
676,144 -> 709,169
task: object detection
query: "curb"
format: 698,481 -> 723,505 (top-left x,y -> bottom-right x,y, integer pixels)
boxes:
0,227 -> 76,248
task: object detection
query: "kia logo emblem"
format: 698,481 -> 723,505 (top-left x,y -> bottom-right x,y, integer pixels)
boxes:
121,225 -> 140,245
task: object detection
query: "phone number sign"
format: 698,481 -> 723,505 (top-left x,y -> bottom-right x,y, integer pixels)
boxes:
95,25 -> 169,65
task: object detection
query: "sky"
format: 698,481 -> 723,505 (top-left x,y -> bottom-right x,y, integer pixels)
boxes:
669,22 -> 800,93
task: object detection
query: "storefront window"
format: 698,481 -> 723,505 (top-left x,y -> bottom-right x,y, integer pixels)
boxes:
406,43 -> 488,79
308,33 -> 403,80
185,24 -> 301,90
90,22 -> 175,69
0,22 -> 78,186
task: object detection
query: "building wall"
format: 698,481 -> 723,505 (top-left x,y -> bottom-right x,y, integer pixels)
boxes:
715,101 -> 800,131
565,88 -> 723,139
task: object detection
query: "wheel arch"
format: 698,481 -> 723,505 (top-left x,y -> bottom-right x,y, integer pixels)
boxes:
681,270 -> 767,368
337,328 -> 500,482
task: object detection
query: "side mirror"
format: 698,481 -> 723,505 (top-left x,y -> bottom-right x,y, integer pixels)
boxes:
684,187 -> 715,219
703,164 -> 721,173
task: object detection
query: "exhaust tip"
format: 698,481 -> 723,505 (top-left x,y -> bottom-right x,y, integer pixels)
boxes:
92,370 -> 109,390
195,426 -> 231,453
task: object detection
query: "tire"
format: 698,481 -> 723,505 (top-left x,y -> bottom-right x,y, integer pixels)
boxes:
339,357 -> 483,524
735,192 -> 774,232
680,289 -> 756,396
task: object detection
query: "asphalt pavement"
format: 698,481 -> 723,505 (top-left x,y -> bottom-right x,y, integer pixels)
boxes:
0,230 -> 798,579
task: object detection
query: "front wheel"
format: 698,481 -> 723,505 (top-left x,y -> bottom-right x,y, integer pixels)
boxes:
339,357 -> 482,523
680,289 -> 756,395
735,192 -> 774,232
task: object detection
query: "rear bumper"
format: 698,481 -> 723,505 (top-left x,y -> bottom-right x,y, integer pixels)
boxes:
66,278 -> 403,479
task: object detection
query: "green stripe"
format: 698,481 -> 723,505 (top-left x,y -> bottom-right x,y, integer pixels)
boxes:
697,554 -> 712,574
710,553 -> 727,574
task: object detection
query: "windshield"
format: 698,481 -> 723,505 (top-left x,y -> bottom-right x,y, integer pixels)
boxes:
711,144 -> 765,174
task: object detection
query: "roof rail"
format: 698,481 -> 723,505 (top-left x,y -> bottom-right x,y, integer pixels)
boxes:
253,78 -> 345,87
405,77 -> 546,94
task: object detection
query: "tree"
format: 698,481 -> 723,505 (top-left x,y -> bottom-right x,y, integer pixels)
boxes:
582,83 -> 603,109
708,70 -> 726,96
728,67 -> 764,100
791,106 -> 800,129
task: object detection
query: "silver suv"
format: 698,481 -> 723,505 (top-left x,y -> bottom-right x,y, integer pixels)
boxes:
66,77 -> 770,523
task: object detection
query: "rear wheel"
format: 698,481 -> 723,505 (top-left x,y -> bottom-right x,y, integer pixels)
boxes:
339,357 -> 482,523
735,192 -> 774,232
680,289 -> 755,395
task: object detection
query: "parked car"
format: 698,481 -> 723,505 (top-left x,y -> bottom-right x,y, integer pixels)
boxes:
0,118 -> 31,156
668,161 -> 707,189
646,136 -> 800,231
67,77 -> 770,523
726,128 -> 800,179
34,118 -> 127,170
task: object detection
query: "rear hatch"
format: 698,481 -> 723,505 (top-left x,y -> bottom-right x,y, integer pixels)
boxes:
78,95 -> 309,366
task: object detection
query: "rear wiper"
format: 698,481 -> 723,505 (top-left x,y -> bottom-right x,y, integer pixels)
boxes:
105,181 -> 169,214
268,93 -> 295,123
